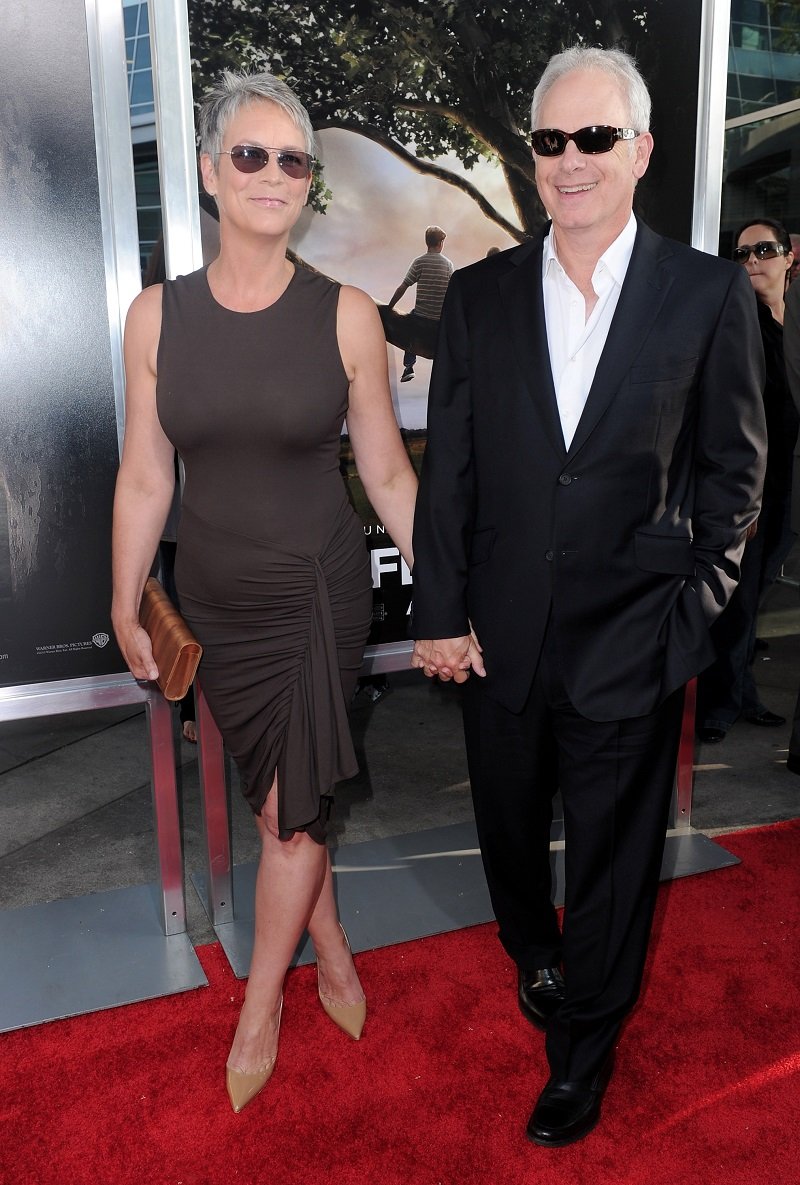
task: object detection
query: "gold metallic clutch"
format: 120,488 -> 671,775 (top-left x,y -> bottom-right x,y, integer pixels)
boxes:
138,577 -> 202,701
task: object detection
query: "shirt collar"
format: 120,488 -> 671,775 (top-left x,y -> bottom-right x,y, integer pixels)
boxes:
543,212 -> 638,285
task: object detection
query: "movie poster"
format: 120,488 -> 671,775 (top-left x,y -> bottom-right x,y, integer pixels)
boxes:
0,0 -> 125,686
188,0 -> 704,650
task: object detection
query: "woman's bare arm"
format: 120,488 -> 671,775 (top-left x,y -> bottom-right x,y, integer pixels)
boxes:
337,285 -> 417,568
111,284 -> 177,680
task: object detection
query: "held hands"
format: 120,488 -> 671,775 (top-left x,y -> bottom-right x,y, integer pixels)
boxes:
411,630 -> 486,683
112,616 -> 159,684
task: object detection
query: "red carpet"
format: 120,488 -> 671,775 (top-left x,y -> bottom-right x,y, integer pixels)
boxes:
2,821 -> 799,1184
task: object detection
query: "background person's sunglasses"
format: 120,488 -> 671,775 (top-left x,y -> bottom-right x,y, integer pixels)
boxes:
217,144 -> 315,179
531,126 -> 638,156
733,241 -> 787,264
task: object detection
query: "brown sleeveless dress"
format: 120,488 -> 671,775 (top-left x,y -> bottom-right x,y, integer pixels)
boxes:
156,266 -> 373,841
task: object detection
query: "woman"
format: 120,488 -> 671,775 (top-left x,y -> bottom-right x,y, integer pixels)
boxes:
698,218 -> 799,743
111,71 -> 417,1113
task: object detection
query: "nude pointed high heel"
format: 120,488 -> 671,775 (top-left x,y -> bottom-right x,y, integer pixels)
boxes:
226,998 -> 282,1114
226,1060 -> 276,1114
318,924 -> 367,1041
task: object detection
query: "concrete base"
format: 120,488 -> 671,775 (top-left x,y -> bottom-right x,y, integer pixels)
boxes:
192,820 -> 739,979
0,882 -> 207,1033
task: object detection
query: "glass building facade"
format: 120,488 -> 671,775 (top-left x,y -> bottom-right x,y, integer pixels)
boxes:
722,1 -> 800,253
124,0 -> 154,122
123,0 -> 160,274
728,0 -> 800,118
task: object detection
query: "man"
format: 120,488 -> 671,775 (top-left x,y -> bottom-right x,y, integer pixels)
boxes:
782,262 -> 800,775
411,46 -> 766,1148
388,225 -> 453,381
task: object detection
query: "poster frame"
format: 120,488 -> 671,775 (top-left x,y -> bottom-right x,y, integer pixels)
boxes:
0,0 -> 143,713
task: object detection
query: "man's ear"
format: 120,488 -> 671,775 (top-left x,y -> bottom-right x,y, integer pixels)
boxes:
632,132 -> 654,181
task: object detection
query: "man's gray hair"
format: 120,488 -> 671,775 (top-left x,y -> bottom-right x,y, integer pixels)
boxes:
197,70 -> 316,160
531,46 -> 651,136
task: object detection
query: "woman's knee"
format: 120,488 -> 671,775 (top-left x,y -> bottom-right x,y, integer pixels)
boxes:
256,779 -> 326,854
256,809 -> 319,855
257,779 -> 281,839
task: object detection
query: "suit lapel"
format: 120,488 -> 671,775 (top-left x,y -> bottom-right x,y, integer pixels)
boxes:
567,222 -> 674,459
498,233 -> 567,461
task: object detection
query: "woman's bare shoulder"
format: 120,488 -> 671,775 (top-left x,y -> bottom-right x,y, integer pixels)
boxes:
125,284 -> 163,343
337,283 -> 382,329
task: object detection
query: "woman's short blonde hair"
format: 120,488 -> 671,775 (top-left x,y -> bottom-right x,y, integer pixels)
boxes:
197,70 -> 316,160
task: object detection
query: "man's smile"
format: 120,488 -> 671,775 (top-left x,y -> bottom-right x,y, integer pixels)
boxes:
556,182 -> 597,193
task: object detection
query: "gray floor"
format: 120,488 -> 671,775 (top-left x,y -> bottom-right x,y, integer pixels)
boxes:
1,544 -> 798,950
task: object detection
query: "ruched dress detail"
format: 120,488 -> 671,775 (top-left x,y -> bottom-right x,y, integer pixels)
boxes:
156,267 -> 373,841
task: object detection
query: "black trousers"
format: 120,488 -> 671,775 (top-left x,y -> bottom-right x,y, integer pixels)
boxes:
462,629 -> 685,1083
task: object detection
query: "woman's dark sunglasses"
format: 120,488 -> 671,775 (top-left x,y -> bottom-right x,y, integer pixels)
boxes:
217,144 -> 315,179
733,241 -> 787,264
531,125 -> 638,157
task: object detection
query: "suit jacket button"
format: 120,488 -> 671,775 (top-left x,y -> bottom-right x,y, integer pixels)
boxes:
545,550 -> 554,561
558,473 -> 572,485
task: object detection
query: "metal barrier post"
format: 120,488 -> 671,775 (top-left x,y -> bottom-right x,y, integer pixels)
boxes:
674,678 -> 697,829
0,675 -> 189,937
195,679 -> 234,925
145,689 -> 186,934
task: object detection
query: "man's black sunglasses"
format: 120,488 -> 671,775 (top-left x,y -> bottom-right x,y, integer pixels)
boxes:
732,241 -> 787,264
531,126 -> 638,157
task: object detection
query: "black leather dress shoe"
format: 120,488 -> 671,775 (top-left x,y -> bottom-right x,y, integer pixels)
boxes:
526,1057 -> 614,1147
517,967 -> 565,1031
699,726 -> 726,744
744,709 -> 786,727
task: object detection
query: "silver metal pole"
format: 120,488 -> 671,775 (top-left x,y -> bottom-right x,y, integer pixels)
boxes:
0,675 -> 188,937
146,690 -> 187,935
195,680 -> 234,925
692,0 -> 732,254
676,0 -> 733,830
148,3 -> 225,925
84,0 -> 142,452
147,0 -> 203,280
673,679 -> 697,830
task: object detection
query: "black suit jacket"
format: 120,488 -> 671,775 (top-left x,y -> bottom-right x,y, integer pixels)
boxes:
412,220 -> 767,719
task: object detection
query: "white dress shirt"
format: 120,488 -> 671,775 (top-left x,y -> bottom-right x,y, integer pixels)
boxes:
542,213 -> 637,449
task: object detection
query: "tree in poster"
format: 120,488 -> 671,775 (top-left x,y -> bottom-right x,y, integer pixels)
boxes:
189,1 -> 657,243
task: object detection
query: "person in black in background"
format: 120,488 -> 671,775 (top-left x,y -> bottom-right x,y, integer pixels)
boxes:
698,218 -> 798,743
782,238 -> 800,775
